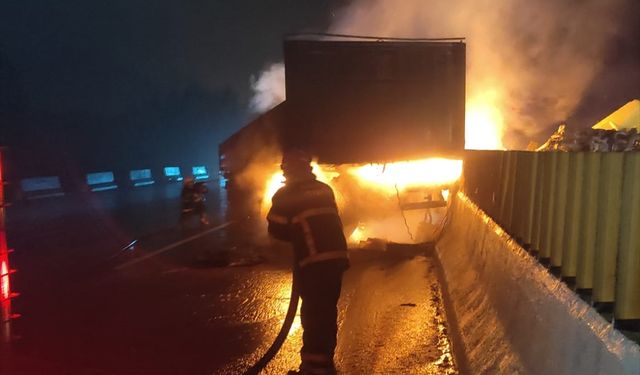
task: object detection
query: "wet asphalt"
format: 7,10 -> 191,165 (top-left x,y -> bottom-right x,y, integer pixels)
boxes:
1,184 -> 457,375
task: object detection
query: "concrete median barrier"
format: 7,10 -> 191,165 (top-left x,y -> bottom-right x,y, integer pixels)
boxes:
435,192 -> 640,375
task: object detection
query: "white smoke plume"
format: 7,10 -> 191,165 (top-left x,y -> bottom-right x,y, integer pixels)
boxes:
250,0 -> 626,148
249,62 -> 286,113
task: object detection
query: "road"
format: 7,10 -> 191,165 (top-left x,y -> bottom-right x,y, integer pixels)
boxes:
2,184 -> 457,374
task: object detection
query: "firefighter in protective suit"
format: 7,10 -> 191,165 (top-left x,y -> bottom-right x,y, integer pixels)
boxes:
267,149 -> 349,375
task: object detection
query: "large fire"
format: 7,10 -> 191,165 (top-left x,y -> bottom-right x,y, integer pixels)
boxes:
261,157 -> 463,244
260,163 -> 340,215
348,158 -> 462,192
465,91 -> 505,150
258,90 -> 502,243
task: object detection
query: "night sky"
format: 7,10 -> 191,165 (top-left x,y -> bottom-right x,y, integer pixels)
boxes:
0,0 -> 639,183
0,1 -> 338,182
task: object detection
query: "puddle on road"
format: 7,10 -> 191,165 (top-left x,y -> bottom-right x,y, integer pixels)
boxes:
112,218 -> 459,374
334,253 -> 458,375
217,252 -> 458,375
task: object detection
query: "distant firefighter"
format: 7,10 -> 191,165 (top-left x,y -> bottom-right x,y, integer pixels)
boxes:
267,149 -> 349,375
181,177 -> 209,226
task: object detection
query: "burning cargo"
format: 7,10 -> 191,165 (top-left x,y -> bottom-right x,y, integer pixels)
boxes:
220,35 -> 466,244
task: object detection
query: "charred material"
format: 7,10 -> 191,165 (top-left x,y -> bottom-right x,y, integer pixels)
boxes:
537,125 -> 640,152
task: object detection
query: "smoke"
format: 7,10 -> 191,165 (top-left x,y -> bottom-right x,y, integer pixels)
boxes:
241,0 -> 628,244
249,62 -> 286,113
250,0 -> 627,147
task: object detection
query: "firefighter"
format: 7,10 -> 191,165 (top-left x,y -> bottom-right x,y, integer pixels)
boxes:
180,176 -> 196,219
193,181 -> 210,225
180,177 -> 210,226
267,149 -> 349,375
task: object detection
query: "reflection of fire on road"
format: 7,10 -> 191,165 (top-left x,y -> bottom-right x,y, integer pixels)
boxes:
277,282 -> 302,337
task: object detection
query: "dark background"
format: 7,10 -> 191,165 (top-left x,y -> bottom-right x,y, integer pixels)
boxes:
0,1 -> 339,185
0,0 -> 639,186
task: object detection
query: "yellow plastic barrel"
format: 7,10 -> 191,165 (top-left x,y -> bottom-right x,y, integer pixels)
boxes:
615,152 -> 640,320
550,152 -> 569,268
592,152 -> 624,303
561,152 -> 584,279
576,152 -> 601,290
539,152 -> 558,260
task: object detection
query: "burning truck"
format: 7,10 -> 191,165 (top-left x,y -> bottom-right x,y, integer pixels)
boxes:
219,35 -> 466,245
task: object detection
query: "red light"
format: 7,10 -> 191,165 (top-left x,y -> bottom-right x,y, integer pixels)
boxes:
1,260 -> 8,300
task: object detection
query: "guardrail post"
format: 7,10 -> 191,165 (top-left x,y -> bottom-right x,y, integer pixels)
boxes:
511,152 -> 524,243
521,152 -> 538,250
615,152 -> 640,324
507,151 -> 518,233
511,151 -> 537,248
576,152 -> 601,293
531,153 -> 545,257
498,151 -> 515,230
539,152 -> 558,263
561,152 -> 584,283
593,152 -> 624,304
487,150 -> 503,220
550,152 -> 569,271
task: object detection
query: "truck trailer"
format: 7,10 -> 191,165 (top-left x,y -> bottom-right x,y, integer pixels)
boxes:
220,34 -> 466,179
219,35 -> 466,240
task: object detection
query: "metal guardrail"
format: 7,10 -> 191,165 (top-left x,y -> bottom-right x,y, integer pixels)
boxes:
464,150 -> 640,328
9,165 -> 214,200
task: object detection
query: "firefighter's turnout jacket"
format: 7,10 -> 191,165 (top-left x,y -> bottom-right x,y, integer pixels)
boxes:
267,174 -> 349,269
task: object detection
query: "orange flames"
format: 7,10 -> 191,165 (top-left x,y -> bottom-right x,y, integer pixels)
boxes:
260,163 -> 340,215
259,95 -> 504,244
261,157 -> 463,245
465,91 -> 505,150
348,158 -> 462,192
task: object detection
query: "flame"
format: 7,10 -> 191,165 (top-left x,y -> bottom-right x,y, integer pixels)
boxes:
261,157 -> 462,244
442,189 -> 450,202
349,224 -> 367,243
263,171 -> 285,211
260,162 -> 340,216
347,158 -> 462,191
465,91 -> 505,150
262,157 -> 462,215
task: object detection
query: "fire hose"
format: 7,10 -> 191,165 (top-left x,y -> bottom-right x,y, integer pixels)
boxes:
244,270 -> 300,375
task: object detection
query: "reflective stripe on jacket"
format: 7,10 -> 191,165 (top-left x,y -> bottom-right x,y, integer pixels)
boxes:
267,175 -> 348,269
